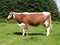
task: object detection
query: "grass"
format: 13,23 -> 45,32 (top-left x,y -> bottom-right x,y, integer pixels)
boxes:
0,22 -> 60,45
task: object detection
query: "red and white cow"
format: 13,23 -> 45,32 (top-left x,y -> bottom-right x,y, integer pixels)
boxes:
6,12 -> 52,36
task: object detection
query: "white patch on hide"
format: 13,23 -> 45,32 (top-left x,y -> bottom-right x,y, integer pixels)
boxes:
18,23 -> 25,28
42,12 -> 50,16
44,20 -> 48,27
15,12 -> 35,14
7,15 -> 12,19
15,12 -> 41,15
12,12 -> 15,19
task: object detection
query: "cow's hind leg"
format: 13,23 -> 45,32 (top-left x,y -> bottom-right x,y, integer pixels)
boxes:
44,20 -> 50,36
46,26 -> 50,36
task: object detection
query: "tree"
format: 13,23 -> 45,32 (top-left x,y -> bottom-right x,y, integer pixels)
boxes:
0,0 -> 60,21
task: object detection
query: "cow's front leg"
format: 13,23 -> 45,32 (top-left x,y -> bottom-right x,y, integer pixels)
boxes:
21,23 -> 28,36
22,28 -> 26,36
46,26 -> 50,36
18,23 -> 26,36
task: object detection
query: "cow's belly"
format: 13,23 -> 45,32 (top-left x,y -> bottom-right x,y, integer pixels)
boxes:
28,21 -> 41,26
29,23 -> 40,26
28,19 -> 45,26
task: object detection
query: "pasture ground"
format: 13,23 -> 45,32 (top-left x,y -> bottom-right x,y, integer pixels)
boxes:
0,22 -> 60,45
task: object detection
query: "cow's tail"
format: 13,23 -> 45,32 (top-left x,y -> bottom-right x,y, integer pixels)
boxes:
50,15 -> 52,30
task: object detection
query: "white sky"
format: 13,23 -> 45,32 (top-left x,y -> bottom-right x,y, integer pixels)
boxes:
54,0 -> 60,11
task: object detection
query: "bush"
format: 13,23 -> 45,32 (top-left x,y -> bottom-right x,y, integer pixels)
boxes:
0,0 -> 60,21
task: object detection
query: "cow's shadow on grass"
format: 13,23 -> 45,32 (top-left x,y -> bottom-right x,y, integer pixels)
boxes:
13,32 -> 45,36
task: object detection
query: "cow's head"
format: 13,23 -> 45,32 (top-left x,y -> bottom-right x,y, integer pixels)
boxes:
6,12 -> 15,21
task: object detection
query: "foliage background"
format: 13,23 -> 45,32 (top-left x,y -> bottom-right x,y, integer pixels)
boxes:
0,0 -> 60,21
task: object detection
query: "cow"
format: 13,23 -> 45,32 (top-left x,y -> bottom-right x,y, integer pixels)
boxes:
6,12 -> 52,36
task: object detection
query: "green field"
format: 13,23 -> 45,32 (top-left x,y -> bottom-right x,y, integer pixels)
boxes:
0,22 -> 60,45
